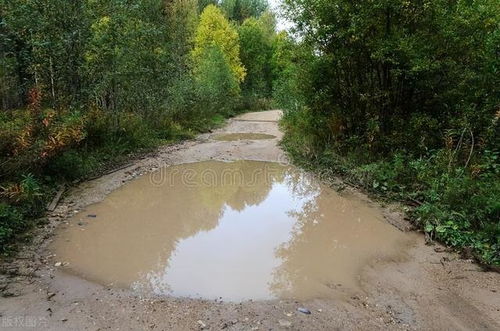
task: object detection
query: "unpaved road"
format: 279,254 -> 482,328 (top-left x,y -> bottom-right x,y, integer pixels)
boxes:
0,110 -> 499,330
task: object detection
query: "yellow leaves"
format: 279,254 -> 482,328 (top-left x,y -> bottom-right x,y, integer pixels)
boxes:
0,183 -> 23,203
13,125 -> 33,155
84,52 -> 95,63
40,119 -> 85,159
92,16 -> 111,31
154,47 -> 165,56
41,109 -> 55,127
87,16 -> 113,65
192,5 -> 246,82
100,16 -> 111,25
4,107 -> 85,160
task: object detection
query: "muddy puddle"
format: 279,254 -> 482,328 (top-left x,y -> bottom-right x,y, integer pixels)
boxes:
212,133 -> 276,141
51,161 -> 414,302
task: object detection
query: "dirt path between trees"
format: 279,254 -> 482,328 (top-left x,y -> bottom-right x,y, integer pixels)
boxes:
0,110 -> 498,330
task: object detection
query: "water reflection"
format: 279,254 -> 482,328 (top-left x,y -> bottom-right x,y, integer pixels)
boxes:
51,161 -> 412,301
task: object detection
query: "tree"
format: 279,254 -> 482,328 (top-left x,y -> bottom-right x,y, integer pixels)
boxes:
282,0 -> 500,154
271,31 -> 308,112
238,16 -> 274,98
197,0 -> 218,13
0,0 -> 88,108
220,0 -> 269,23
164,0 -> 198,78
279,0 -> 500,264
83,0 -> 170,119
192,4 -> 246,83
196,45 -> 240,116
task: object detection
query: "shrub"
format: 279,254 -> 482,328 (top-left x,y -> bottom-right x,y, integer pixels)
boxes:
195,45 -> 240,117
0,203 -> 25,251
280,0 -> 500,265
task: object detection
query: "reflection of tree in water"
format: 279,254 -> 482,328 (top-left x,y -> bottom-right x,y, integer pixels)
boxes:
139,160 -> 289,294
269,182 -> 409,299
197,161 -> 286,212
146,163 -> 324,299
57,160 -> 409,299
58,160 -> 289,295
281,167 -> 319,202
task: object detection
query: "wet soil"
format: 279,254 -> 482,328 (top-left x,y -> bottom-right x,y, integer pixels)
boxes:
0,110 -> 499,330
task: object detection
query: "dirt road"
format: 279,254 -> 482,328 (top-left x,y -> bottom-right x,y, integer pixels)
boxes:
0,110 -> 498,330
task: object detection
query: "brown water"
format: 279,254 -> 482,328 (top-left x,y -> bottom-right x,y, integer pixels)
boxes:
51,161 -> 414,302
212,133 -> 276,141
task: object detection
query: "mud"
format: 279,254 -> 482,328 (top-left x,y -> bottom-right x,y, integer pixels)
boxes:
51,161 -> 414,302
212,133 -> 276,141
0,110 -> 499,330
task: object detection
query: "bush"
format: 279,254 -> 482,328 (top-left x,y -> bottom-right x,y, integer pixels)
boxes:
85,110 -> 155,150
0,106 -> 86,175
280,0 -> 500,265
0,173 -> 45,253
282,0 -> 499,155
0,203 -> 25,251
282,127 -> 500,265
195,45 -> 240,117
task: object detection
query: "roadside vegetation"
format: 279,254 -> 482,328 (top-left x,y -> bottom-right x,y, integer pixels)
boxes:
2,0 -> 498,267
0,0 -> 283,253
278,0 -> 499,265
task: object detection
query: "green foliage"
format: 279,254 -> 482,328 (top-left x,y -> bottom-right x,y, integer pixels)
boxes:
83,0 -> 170,120
221,0 -> 269,23
0,54 -> 22,110
165,0 -> 198,77
0,107 -> 86,177
192,4 -> 246,83
48,150 -> 101,181
280,0 -> 500,264
271,32 -> 308,112
0,203 -> 25,252
0,172 -> 45,253
283,121 -> 500,265
283,0 -> 499,155
1,0 -> 89,107
238,15 -> 274,105
195,46 -> 240,116
1,0 -> 278,253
